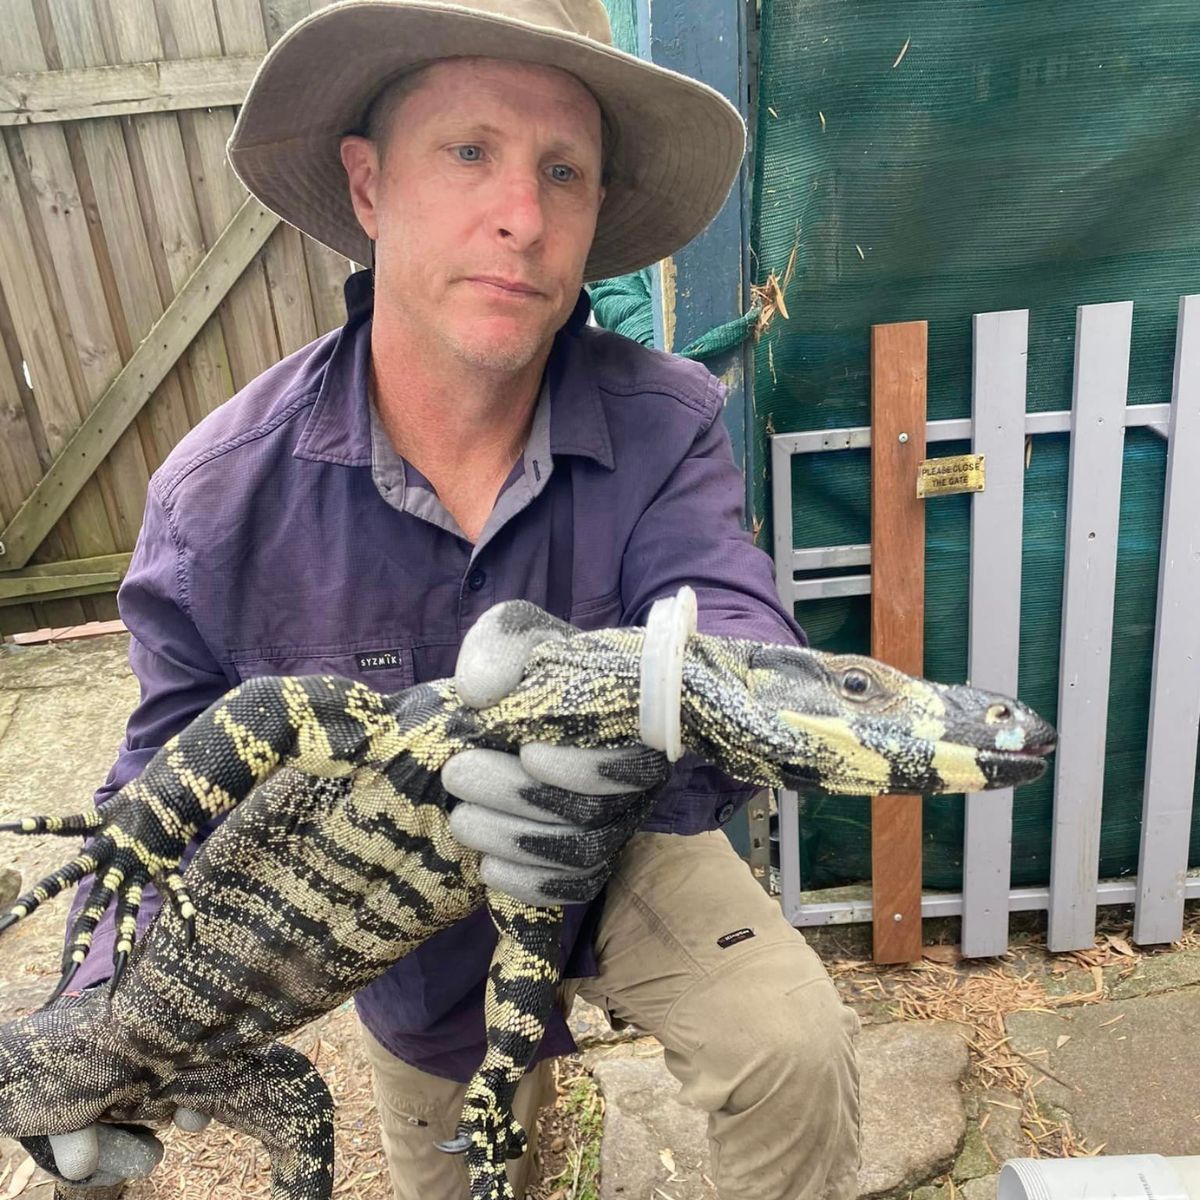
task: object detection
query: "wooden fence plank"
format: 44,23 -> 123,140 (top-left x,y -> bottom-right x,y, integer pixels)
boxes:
869,321 -> 927,963
0,198 -> 279,570
0,1 -> 150,560
0,285 -> 44,630
962,310 -> 1029,957
47,0 -> 192,469
0,572 -> 123,602
0,55 -> 259,125
1,551 -> 131,609
0,134 -> 112,567
260,0 -> 318,45
157,0 -> 281,395
0,2 -> 120,571
0,244 -> 86,628
1133,295 -> 1200,946
98,0 -> 234,422
10,119 -> 150,545
304,239 -> 355,334
216,0 -> 319,356
1047,302 -> 1132,953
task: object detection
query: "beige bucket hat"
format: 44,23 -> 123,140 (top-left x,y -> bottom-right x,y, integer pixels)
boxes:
227,0 -> 745,281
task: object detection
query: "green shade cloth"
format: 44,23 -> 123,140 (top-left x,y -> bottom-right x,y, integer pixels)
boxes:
751,1 -> 1200,889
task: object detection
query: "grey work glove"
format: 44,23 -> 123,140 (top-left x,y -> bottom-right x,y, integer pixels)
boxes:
35,1109 -> 210,1188
442,615 -> 671,906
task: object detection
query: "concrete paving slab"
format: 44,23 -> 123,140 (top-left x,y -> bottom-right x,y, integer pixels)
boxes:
912,1172 -> 998,1200
973,1087 -> 1025,1167
592,1021 -> 971,1200
1108,948 -> 1200,1001
1006,990 -> 1200,1155
592,1049 -> 716,1200
856,1021 -> 972,1197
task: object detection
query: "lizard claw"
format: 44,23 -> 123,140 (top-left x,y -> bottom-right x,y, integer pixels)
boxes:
47,960 -> 81,1005
435,1127 -> 472,1155
109,950 -> 129,995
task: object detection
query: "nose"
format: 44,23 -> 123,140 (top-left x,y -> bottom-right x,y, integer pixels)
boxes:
491,168 -> 546,251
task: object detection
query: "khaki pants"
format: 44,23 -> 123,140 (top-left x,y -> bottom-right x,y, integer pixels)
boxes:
362,830 -> 861,1200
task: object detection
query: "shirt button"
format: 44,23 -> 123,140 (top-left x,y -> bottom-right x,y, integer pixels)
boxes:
467,567 -> 487,591
716,802 -> 737,825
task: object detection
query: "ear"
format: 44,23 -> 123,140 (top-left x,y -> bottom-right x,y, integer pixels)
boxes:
339,135 -> 382,241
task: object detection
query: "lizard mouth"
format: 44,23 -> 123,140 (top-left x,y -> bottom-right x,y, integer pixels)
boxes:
977,743 -> 1055,786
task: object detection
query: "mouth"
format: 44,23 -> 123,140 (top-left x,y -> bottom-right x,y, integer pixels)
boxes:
978,741 -> 1056,785
466,276 -> 543,298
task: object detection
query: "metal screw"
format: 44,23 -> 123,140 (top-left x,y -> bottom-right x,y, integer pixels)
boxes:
898,432 -> 909,444
893,912 -> 903,922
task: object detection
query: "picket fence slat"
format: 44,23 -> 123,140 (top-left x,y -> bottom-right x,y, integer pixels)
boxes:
1133,295 -> 1200,946
961,310 -> 1028,958
1046,302 -> 1133,952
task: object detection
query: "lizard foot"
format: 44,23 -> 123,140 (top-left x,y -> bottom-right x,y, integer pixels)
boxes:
435,1076 -> 527,1200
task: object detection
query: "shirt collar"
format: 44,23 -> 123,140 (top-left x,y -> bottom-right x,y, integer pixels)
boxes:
295,270 -> 614,471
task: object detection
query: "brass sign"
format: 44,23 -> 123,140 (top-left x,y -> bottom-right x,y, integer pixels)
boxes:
917,453 -> 985,498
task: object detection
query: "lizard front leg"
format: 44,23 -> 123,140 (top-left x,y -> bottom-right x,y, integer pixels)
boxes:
0,674 -> 401,995
438,892 -> 563,1200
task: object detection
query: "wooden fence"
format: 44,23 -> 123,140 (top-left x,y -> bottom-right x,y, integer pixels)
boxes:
770,296 -> 1200,959
0,0 -> 354,636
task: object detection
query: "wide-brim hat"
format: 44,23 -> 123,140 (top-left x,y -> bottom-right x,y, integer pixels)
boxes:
227,0 -> 745,281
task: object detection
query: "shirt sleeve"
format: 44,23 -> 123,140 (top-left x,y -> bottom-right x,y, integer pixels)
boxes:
620,386 -> 806,831
67,482 -> 231,990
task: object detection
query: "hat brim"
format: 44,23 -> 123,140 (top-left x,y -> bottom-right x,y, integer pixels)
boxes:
227,1 -> 745,281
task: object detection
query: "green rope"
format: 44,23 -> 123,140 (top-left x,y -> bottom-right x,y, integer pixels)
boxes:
677,308 -> 761,361
588,271 -> 760,363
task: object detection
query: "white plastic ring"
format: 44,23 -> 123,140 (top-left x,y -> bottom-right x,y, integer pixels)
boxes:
638,586 -> 698,761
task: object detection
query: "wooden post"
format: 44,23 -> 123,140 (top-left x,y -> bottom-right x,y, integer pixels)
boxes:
869,321 -> 927,963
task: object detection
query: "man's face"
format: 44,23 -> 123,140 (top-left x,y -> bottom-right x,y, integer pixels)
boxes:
340,58 -> 606,374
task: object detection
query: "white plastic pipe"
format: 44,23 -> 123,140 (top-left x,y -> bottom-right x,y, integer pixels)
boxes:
1000,1156 -> 1200,1200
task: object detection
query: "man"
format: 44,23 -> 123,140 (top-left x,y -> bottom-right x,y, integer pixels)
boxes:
45,2 -> 859,1198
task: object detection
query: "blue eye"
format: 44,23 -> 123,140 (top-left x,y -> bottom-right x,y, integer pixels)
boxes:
549,164 -> 577,183
456,145 -> 483,162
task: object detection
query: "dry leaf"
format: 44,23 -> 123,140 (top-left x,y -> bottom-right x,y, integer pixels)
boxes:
1108,937 -> 1135,957
2,1156 -> 35,1200
923,944 -> 962,965
1056,1035 -> 1071,1049
659,1148 -> 676,1173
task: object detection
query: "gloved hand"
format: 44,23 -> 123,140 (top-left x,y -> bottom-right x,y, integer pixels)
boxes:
442,611 -> 671,905
30,1108 -> 210,1191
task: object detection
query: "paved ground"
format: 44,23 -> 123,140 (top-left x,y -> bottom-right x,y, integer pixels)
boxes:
3,632 -> 1199,1200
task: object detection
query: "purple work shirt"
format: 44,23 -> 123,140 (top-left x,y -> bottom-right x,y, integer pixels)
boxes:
73,270 -> 803,1081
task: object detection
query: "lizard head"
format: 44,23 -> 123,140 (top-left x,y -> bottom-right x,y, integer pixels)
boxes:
679,637 -> 1056,795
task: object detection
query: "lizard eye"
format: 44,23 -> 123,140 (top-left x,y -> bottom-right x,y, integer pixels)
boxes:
841,668 -> 874,699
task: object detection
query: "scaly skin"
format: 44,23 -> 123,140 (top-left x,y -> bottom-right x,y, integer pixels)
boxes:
0,601 -> 1055,1200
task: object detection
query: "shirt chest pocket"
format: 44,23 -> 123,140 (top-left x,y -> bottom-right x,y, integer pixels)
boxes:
569,585 -> 624,632
228,638 -> 416,695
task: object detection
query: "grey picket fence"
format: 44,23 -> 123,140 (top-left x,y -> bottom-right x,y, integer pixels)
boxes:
769,296 -> 1200,955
